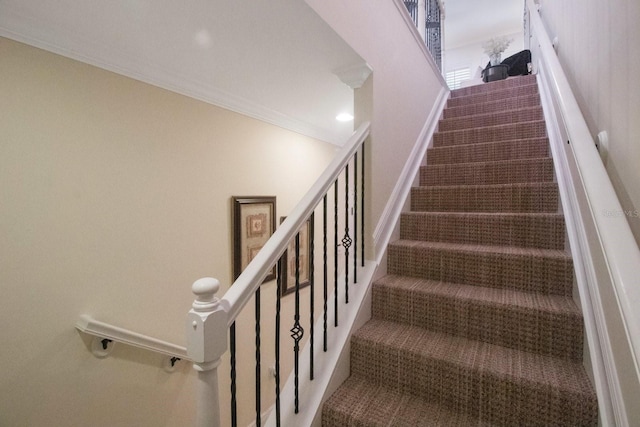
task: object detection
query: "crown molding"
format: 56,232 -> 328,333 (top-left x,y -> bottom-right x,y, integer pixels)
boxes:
0,26 -> 346,146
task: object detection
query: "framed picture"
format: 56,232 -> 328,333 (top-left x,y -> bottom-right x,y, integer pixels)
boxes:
279,214 -> 314,296
232,196 -> 276,282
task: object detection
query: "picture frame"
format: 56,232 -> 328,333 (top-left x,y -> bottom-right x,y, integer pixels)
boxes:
232,196 -> 277,283
279,214 -> 314,296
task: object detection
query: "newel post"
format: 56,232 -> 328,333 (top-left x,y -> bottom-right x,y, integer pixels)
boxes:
186,278 -> 228,427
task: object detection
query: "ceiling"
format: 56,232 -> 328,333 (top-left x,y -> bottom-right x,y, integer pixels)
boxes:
0,0 -> 523,144
0,0 -> 364,145
444,0 -> 524,49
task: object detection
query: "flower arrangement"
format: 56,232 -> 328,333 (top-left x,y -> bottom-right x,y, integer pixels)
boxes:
482,36 -> 512,65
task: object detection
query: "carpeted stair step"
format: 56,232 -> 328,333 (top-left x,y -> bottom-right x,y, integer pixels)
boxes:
410,182 -> 559,213
447,83 -> 539,108
427,137 -> 550,165
438,106 -> 544,132
371,275 -> 583,359
443,93 -> 541,119
387,240 -> 573,295
420,157 -> 554,186
322,375 -> 495,427
450,74 -> 537,98
400,212 -> 566,249
346,320 -> 598,426
434,120 -> 547,147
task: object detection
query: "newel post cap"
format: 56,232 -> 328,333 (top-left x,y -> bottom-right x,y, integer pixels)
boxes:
191,277 -> 220,312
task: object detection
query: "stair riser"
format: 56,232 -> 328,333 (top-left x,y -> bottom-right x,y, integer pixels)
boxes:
372,284 -> 583,359
420,158 -> 554,186
410,183 -> 559,213
400,213 -> 566,249
439,107 -> 544,132
448,84 -> 538,108
434,120 -> 547,147
427,138 -> 550,165
450,74 -> 537,98
444,95 -> 541,119
350,338 -> 598,426
387,244 -> 573,295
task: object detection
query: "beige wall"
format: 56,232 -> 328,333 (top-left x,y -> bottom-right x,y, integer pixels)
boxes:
537,0 -> 640,245
0,37 -> 336,426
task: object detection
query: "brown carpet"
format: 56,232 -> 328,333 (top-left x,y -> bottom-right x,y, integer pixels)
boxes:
322,75 -> 598,426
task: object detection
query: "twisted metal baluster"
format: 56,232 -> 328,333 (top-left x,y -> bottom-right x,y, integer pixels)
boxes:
342,163 -> 352,304
291,233 -> 304,413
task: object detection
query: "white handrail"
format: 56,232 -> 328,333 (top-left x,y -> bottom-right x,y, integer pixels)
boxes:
76,314 -> 190,360
526,0 -> 640,385
220,121 -> 370,324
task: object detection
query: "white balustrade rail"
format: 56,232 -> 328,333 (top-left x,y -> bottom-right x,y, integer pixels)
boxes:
526,0 -> 640,424
186,122 -> 370,427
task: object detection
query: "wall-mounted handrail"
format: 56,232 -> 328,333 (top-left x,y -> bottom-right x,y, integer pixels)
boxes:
220,122 -> 370,324
526,0 -> 640,411
76,314 -> 190,360
526,0 -> 640,371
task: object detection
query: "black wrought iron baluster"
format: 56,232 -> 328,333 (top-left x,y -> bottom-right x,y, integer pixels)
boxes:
291,233 -> 304,413
230,322 -> 237,427
309,213 -> 315,381
354,152 -> 358,284
361,144 -> 365,267
343,163 -> 352,304
255,287 -> 261,427
275,258 -> 282,427
333,179 -> 338,327
323,195 -> 328,351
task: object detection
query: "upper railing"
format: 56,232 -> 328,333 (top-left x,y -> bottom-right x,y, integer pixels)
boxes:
186,122 -> 371,427
525,0 -> 640,423
403,0 -> 443,70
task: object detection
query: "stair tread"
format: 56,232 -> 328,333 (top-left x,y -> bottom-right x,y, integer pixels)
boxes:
414,181 -> 558,190
374,274 -> 581,315
420,157 -> 554,186
438,106 -> 544,131
447,83 -> 539,108
427,137 -> 550,165
372,274 -> 584,359
402,211 -> 564,218
424,156 -> 553,169
389,239 -> 571,259
435,119 -> 546,136
433,120 -> 548,147
450,75 -> 536,98
444,94 -> 541,119
352,318 -> 594,395
323,375 -> 496,427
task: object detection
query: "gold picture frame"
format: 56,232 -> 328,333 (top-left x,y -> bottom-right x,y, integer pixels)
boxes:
279,214 -> 314,296
232,196 -> 276,282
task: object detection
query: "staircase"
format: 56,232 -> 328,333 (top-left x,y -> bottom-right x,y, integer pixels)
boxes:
322,75 -> 598,426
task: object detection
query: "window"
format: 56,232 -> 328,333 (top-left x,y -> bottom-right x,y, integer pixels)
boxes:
445,67 -> 471,90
